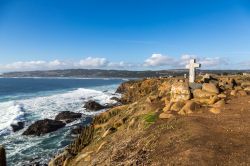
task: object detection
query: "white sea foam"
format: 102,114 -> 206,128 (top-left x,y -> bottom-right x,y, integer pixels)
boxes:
0,101 -> 25,134
0,87 -> 119,135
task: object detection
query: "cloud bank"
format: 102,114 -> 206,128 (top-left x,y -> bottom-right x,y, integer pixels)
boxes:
0,54 -> 231,72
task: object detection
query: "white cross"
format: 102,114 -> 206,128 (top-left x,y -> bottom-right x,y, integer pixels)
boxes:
185,59 -> 201,83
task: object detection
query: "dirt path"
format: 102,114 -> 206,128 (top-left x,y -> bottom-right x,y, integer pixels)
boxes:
146,96 -> 250,165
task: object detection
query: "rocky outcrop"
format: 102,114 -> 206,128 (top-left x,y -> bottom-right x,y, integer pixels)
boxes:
0,145 -> 6,166
84,101 -> 106,111
55,111 -> 82,123
11,122 -> 25,132
23,119 -> 66,136
170,81 -> 191,102
202,83 -> 219,94
178,101 -> 201,115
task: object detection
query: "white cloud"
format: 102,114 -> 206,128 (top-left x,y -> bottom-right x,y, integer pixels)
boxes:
0,57 -> 135,72
0,54 -> 231,72
78,57 -> 108,68
143,54 -> 175,67
143,53 -> 229,69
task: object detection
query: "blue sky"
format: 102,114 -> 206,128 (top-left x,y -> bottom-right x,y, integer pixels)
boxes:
0,0 -> 250,71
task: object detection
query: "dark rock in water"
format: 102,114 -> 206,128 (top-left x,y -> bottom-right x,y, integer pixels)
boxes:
110,97 -> 121,102
71,126 -> 83,135
55,111 -> 82,123
0,145 -> 6,166
23,119 -> 66,136
11,122 -> 25,132
84,100 -> 106,111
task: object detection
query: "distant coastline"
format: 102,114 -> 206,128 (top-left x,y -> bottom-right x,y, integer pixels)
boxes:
1,69 -> 250,78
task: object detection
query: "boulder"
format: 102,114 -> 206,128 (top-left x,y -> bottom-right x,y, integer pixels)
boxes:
84,100 -> 106,111
209,107 -> 221,114
213,99 -> 225,108
55,111 -> 82,123
202,83 -> 219,94
193,89 -> 219,105
170,81 -> 191,102
178,101 -> 201,115
170,101 -> 185,112
230,90 -> 247,97
0,145 -> 6,166
193,89 -> 217,99
11,122 -> 25,132
23,119 -> 66,136
110,97 -> 121,102
219,78 -> 237,90
241,82 -> 250,88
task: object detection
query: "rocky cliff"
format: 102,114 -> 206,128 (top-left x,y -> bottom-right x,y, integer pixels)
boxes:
49,75 -> 250,165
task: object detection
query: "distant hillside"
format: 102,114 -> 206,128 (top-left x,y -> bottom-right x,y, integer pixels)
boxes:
1,69 -> 249,78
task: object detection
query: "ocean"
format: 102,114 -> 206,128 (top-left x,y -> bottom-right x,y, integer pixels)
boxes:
0,77 -> 125,165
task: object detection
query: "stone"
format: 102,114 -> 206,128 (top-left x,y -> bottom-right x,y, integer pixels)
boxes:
230,90 -> 247,97
84,100 -> 106,111
0,145 -> 6,166
218,93 -> 227,98
209,107 -> 221,114
170,82 -> 191,102
23,119 -> 66,136
110,97 -> 121,102
213,99 -> 225,108
241,82 -> 250,88
202,83 -> 219,94
193,89 -> 219,104
244,87 -> 250,92
159,113 -> 174,119
238,90 -> 247,96
11,121 -> 25,132
178,101 -> 201,115
219,78 -> 237,90
189,83 -> 202,92
170,101 -> 185,112
55,111 -> 82,123
193,89 -> 217,99
201,74 -> 212,83
185,59 -> 201,83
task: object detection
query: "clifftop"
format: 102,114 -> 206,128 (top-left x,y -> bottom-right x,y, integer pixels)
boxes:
49,75 -> 250,165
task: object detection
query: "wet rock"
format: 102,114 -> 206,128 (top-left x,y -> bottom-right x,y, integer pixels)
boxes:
110,97 -> 121,102
23,119 -> 66,136
0,145 -> 6,166
84,100 -> 106,111
11,121 -> 25,132
55,111 -> 82,123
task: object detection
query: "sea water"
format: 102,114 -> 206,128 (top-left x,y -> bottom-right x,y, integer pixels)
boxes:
0,77 -> 125,165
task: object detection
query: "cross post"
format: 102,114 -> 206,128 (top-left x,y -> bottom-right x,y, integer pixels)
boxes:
185,59 -> 201,83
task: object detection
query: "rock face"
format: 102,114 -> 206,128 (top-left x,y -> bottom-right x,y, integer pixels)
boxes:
170,81 -> 191,102
0,145 -> 6,166
55,111 -> 82,123
178,101 -> 201,115
202,83 -> 219,94
11,122 -> 25,132
23,119 -> 66,136
84,100 -> 106,111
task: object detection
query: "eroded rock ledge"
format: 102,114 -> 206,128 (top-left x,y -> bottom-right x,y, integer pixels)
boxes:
49,75 -> 250,166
